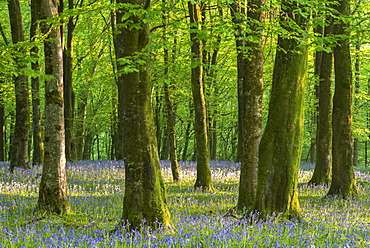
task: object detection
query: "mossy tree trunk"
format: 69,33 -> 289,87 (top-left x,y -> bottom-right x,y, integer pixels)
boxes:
188,1 -> 214,191
114,0 -> 172,229
8,0 -> 30,172
309,20 -> 333,186
327,0 -> 357,198
37,0 -> 69,214
30,0 -> 44,166
252,0 -> 307,219
232,0 -> 265,210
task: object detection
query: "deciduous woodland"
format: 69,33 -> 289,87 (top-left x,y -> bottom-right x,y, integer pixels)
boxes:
1,0 -> 370,245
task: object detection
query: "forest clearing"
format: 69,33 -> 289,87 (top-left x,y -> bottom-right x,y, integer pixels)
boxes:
1,160 -> 369,247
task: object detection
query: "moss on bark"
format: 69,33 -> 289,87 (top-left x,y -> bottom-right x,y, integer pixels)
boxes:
252,1 -> 307,219
115,0 -> 172,230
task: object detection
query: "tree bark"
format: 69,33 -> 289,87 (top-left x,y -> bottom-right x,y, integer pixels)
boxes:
83,131 -> 93,160
366,78 -> 370,168
162,0 -> 179,181
353,43 -> 361,167
164,83 -> 180,181
63,0 -> 77,162
8,0 -> 30,172
309,20 -> 333,185
181,101 -> 193,161
37,0 -> 69,214
188,1 -> 214,191
207,34 -> 221,162
327,0 -> 357,198
75,91 -> 88,160
235,0 -> 265,210
0,26 -> 7,161
252,0 -> 307,219
230,3 -> 246,163
0,82 -> 5,161
30,0 -> 44,166
114,0 -> 172,229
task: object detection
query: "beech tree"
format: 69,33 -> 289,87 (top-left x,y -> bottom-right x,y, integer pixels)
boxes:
252,0 -> 308,219
113,0 -> 172,229
309,16 -> 333,185
327,0 -> 357,198
231,0 -> 265,209
30,0 -> 44,166
162,0 -> 179,182
37,0 -> 69,214
188,0 -> 214,190
0,24 -> 8,162
8,0 -> 30,172
63,0 -> 78,162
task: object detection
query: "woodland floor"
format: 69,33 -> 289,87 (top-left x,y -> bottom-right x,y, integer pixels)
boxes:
0,160 -> 370,247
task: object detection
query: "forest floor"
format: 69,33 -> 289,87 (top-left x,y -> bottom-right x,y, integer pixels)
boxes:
0,160 -> 369,247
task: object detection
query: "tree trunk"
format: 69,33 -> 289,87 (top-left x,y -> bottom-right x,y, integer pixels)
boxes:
366,78 -> 370,168
75,91 -> 88,160
160,126 -> 169,160
30,0 -> 44,166
181,102 -> 193,161
162,0 -> 179,181
353,43 -> 361,167
327,0 -> 357,198
0,26 -> 7,162
235,0 -> 265,210
230,3 -> 246,163
188,1 -> 214,191
63,0 -> 77,162
114,0 -> 172,230
309,20 -> 333,185
164,83 -> 180,181
252,0 -> 307,219
8,0 -> 30,172
37,0 -> 69,214
207,36 -> 221,162
154,90 -> 164,158
83,131 -> 93,160
202,5 -> 221,162
0,83 -> 5,161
